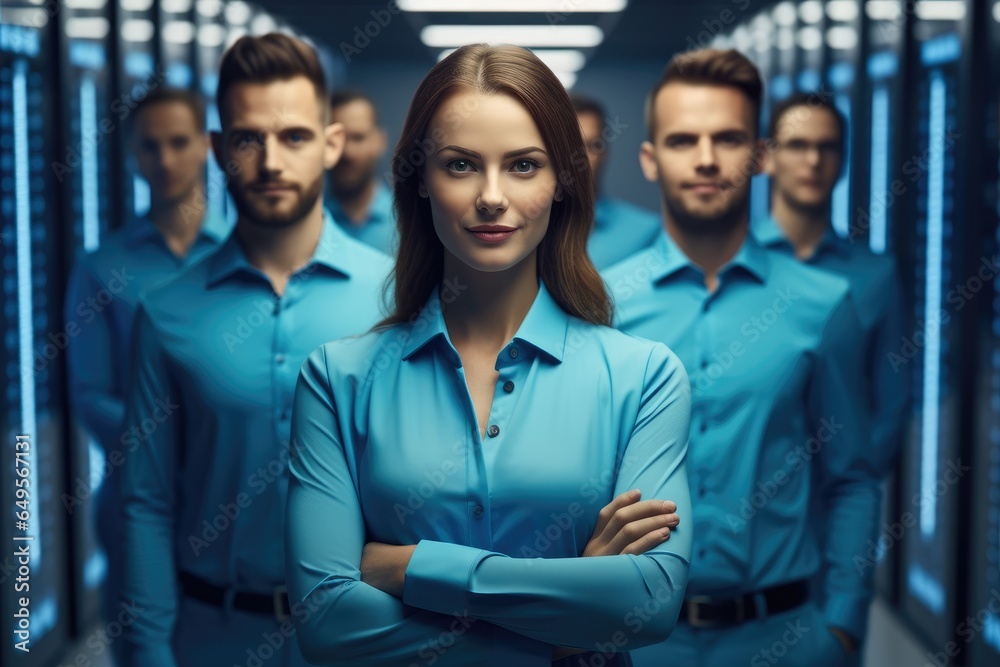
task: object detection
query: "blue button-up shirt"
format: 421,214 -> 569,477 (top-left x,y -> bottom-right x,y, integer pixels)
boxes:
329,181 -> 397,255
753,216 -> 907,474
121,212 -> 391,666
587,196 -> 662,270
604,231 -> 880,641
285,283 -> 692,666
65,213 -> 231,452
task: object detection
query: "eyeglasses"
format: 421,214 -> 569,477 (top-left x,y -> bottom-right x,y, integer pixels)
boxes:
776,139 -> 842,160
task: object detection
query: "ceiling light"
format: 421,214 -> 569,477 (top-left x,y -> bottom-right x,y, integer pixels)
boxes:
826,25 -> 858,49
226,1 -> 252,25
799,0 -> 824,23
421,24 -> 603,48
163,20 -> 195,44
65,17 -> 110,39
915,1 -> 967,20
64,0 -> 108,9
401,0 -> 625,10
796,26 -> 823,50
197,22 -> 226,47
121,18 -> 154,42
865,0 -> 902,20
251,14 -> 277,34
553,71 -> 577,89
827,0 -> 860,21
161,0 -> 193,13
119,0 -> 154,11
196,0 -> 222,18
772,2 -> 797,26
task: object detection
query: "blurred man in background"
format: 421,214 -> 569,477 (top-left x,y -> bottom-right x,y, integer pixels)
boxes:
572,93 -> 661,270
327,89 -> 397,254
65,86 -> 229,665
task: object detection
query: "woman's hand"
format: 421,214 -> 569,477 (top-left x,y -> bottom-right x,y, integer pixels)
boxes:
582,489 -> 679,557
360,543 -> 417,598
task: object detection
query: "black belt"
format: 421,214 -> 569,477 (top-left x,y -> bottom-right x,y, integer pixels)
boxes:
679,580 -> 809,628
178,571 -> 291,622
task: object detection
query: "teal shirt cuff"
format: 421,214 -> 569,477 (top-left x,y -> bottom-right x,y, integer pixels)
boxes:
824,592 -> 871,641
403,540 -> 488,615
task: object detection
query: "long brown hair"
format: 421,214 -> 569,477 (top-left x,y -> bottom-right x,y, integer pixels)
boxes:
380,44 -> 610,327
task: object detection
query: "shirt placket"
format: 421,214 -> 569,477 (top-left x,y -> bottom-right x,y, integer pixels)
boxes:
691,286 -> 717,564
272,282 -> 295,446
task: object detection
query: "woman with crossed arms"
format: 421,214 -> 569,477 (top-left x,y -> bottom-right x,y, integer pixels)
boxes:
285,44 -> 692,666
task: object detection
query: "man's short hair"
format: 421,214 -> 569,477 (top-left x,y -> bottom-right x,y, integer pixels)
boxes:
216,32 -> 329,125
570,93 -> 606,122
645,48 -> 762,140
329,88 -> 381,127
767,92 -> 847,156
132,87 -> 206,133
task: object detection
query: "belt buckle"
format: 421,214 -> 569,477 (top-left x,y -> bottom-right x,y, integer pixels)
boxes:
686,595 -> 747,628
686,596 -> 718,629
273,585 -> 291,623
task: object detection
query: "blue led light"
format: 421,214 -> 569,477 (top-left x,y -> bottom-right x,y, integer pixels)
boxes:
69,41 -> 106,71
831,94 -> 851,238
908,565 -> 946,615
921,33 -> 961,67
124,51 -> 155,80
867,51 -> 898,80
80,75 -> 100,252
869,86 -> 890,253
13,58 -> 41,566
770,74 -> 792,100
166,62 -> 193,89
919,70 -> 947,540
797,68 -> 820,92
828,61 -> 854,89
0,25 -> 40,57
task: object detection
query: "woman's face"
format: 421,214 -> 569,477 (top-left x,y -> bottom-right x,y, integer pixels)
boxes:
420,90 -> 561,274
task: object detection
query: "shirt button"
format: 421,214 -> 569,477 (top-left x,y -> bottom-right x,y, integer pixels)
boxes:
698,549 -> 707,559
281,409 -> 290,420
698,486 -> 706,498
700,422 -> 707,433
487,425 -> 500,438
273,300 -> 280,314
509,347 -> 519,359
472,505 -> 485,518
701,359 -> 708,369
502,380 -> 515,393
276,354 -> 286,364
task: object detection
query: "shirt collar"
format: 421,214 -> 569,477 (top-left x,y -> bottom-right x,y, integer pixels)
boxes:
124,209 -> 230,249
401,282 -> 570,365
649,228 -> 768,285
752,214 -> 850,260
206,209 -> 360,288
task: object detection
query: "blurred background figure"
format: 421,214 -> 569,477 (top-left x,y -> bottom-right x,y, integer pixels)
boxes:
326,89 -> 397,254
572,93 -> 661,270
64,87 -> 229,666
756,93 -> 907,477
